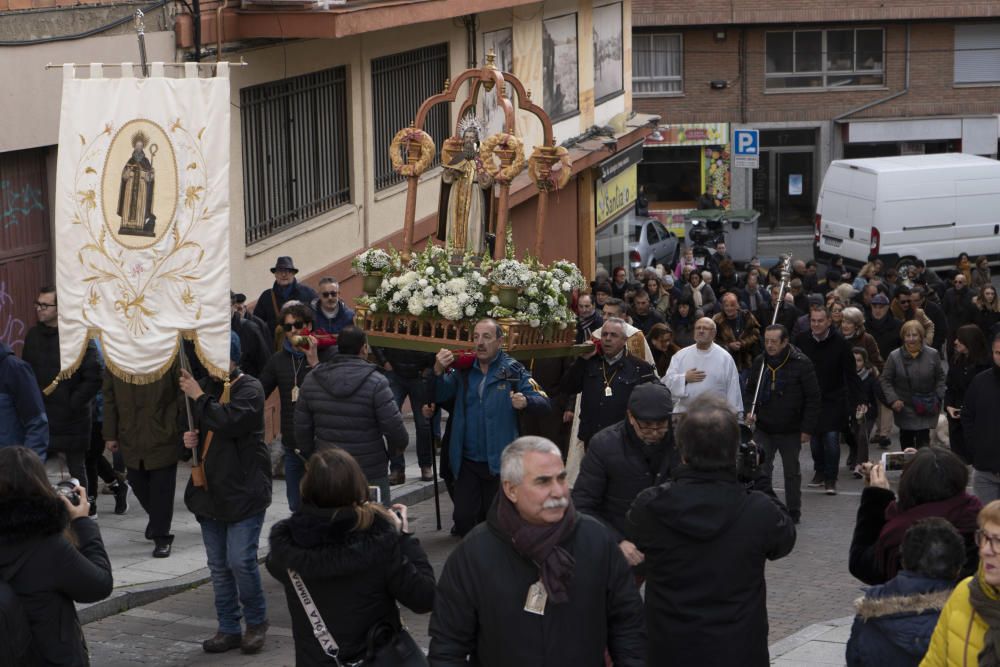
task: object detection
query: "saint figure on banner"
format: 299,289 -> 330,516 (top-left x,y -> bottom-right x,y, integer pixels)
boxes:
117,131 -> 157,237
438,117 -> 494,254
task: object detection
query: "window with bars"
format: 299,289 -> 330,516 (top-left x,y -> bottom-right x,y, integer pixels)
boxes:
765,29 -> 885,90
632,33 -> 683,95
372,43 -> 451,191
241,66 -> 351,245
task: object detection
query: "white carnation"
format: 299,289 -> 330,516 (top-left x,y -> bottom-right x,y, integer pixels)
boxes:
438,296 -> 462,320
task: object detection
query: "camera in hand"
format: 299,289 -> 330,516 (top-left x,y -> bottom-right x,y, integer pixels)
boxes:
737,425 -> 765,484
54,478 -> 81,506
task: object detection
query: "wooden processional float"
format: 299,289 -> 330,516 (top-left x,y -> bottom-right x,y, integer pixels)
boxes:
354,53 -> 583,358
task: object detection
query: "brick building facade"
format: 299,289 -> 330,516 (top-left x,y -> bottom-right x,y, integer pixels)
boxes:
632,1 -> 1000,232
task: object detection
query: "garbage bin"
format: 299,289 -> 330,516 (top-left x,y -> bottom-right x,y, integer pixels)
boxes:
683,209 -> 760,265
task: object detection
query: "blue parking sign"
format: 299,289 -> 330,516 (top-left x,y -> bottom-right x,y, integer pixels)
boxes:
733,129 -> 759,169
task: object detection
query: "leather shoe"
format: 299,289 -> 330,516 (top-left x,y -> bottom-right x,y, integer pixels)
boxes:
388,470 -> 405,485
420,466 -> 434,482
202,632 -> 242,653
241,621 -> 268,654
152,536 -> 174,558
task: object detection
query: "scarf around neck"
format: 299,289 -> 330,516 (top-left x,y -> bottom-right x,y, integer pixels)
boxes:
970,565 -> 1000,667
495,490 -> 577,604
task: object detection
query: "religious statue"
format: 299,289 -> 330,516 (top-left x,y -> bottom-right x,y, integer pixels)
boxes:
437,116 -> 494,254
117,131 -> 157,237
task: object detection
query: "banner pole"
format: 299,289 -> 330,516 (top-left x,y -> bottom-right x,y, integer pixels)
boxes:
134,9 -> 149,77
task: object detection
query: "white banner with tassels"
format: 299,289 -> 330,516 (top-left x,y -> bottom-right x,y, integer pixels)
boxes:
52,62 -> 231,384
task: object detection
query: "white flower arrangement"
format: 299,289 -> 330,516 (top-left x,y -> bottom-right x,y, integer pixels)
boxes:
551,259 -> 586,291
352,248 -> 392,274
490,258 -> 532,288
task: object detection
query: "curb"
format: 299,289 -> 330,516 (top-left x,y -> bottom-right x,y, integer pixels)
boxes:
79,480 -> 441,625
768,615 -> 854,660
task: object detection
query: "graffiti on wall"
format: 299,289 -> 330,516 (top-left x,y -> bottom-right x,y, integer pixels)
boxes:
1,180 -> 45,229
0,281 -> 26,352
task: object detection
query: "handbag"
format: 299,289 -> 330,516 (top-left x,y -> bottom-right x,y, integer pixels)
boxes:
900,355 -> 940,417
287,569 -> 427,667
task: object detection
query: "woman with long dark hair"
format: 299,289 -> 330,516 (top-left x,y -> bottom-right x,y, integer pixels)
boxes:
850,446 -> 982,586
0,447 -> 113,665
266,447 -> 435,666
945,324 -> 992,464
669,297 -> 697,348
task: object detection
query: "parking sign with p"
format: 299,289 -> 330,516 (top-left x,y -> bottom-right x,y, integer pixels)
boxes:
733,129 -> 759,169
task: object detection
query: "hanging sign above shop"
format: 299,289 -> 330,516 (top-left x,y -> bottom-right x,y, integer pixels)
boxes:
596,164 -> 637,227
645,123 -> 729,147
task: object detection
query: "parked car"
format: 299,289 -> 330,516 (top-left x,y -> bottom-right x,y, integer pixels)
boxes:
814,153 -> 1000,272
629,216 -> 680,271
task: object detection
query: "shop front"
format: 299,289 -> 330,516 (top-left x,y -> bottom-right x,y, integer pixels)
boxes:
640,122 -> 731,238
842,116 -> 997,159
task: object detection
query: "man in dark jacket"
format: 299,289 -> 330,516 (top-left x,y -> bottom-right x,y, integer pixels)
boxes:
757,284 -> 801,334
309,276 -> 355,334
0,341 -> 48,458
713,291 -> 762,380
943,273 -> 977,352
294,326 -> 408,504
626,395 -> 796,667
629,290 -> 664,336
380,347 -> 436,485
180,332 -> 271,655
745,324 -> 821,523
429,436 -> 646,666
252,256 -> 318,339
912,285 -> 947,354
867,293 -> 903,449
560,318 -> 657,447
575,293 -> 603,344
21,286 -> 101,491
795,306 -> 863,495
230,292 -> 271,378
103,362 -> 182,558
964,334 -> 1000,503
572,383 -> 677,570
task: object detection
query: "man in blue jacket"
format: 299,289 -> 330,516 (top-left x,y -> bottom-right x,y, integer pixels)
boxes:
0,341 -> 48,458
434,318 -> 550,536
309,277 -> 355,334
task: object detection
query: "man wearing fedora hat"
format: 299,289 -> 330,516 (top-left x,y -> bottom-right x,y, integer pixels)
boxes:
252,257 -> 318,341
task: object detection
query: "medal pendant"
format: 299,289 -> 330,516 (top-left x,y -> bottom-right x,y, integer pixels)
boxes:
604,386 -> 613,397
524,580 -> 548,615
291,386 -> 300,403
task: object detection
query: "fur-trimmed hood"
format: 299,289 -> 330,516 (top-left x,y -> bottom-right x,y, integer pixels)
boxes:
854,589 -> 952,620
268,505 -> 400,579
0,495 -> 70,568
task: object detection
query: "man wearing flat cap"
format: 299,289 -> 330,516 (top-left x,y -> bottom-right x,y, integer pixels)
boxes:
572,383 -> 678,571
252,257 -> 318,343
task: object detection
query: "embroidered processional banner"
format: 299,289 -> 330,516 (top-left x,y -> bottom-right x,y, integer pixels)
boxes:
53,62 -> 231,384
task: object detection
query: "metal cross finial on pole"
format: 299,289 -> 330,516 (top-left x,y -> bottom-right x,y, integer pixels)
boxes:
134,8 -> 149,77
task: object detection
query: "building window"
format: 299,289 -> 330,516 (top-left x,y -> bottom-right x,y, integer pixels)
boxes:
955,24 -> 1000,84
765,29 -> 884,90
372,43 -> 451,191
241,66 -> 351,245
632,33 -> 682,95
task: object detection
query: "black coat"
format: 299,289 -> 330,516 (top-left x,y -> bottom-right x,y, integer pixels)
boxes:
233,313 -> 272,378
867,314 -> 903,360
943,287 -> 977,339
572,421 -> 678,544
267,508 -> 435,664
183,373 -> 272,524
625,467 -> 796,667
744,345 -> 821,435
921,300 -> 948,351
252,279 -> 319,338
962,366 -> 1000,473
559,353 -> 657,444
794,330 -> 863,433
20,326 -> 101,448
755,302 -> 801,336
630,309 -> 665,336
0,496 -> 113,667
295,355 -> 408,482
258,346 -> 326,453
428,506 -> 646,667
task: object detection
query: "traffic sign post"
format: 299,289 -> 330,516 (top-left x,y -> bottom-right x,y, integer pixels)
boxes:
732,129 -> 759,169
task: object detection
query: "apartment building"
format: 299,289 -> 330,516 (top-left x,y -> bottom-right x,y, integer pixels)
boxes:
632,0 -> 1000,233
0,0 -> 655,347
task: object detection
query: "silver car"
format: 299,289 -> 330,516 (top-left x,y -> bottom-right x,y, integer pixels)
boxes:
628,216 -> 680,272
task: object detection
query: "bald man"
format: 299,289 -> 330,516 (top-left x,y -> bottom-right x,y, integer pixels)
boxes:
662,318 -> 743,415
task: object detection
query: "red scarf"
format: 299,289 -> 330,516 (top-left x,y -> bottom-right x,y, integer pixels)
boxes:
876,492 -> 982,580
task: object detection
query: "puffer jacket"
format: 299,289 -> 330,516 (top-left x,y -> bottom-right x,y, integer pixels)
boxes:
0,342 -> 48,457
266,507 -> 435,665
846,571 -> 954,667
0,495 -> 113,666
920,577 -> 989,667
294,354 -> 408,482
880,346 -> 946,431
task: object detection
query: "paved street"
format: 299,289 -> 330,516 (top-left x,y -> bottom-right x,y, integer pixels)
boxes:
82,437 -> 878,666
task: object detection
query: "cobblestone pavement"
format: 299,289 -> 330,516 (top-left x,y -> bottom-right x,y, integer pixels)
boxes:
85,441 -> 878,665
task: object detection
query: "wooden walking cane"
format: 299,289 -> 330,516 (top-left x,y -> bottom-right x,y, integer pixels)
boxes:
178,346 -> 206,488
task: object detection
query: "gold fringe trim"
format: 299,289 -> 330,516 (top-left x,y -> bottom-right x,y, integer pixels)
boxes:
48,328 -> 228,389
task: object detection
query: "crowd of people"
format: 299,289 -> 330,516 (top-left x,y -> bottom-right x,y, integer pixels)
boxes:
0,246 -> 999,665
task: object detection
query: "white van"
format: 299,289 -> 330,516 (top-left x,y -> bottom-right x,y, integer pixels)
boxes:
814,153 -> 1000,271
